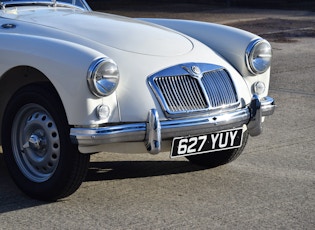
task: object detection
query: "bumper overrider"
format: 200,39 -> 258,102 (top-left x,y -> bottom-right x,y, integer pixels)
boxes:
70,95 -> 275,154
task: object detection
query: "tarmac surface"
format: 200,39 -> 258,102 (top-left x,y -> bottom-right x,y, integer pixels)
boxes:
0,5 -> 315,230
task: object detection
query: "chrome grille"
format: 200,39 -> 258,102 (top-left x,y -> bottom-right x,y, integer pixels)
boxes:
154,75 -> 207,112
202,69 -> 238,107
149,64 -> 239,116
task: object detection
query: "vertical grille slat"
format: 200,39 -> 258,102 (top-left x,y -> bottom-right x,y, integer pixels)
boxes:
181,76 -> 200,110
151,66 -> 238,115
174,76 -> 188,111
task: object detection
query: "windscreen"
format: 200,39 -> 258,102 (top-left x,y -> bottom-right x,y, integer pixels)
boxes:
0,0 -> 90,10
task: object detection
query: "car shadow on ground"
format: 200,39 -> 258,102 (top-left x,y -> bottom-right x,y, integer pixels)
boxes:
85,159 -> 206,182
0,153 -> 207,213
0,153 -> 47,214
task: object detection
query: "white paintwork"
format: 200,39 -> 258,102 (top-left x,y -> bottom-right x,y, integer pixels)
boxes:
140,18 -> 271,97
1,8 -> 193,57
0,2 -> 271,128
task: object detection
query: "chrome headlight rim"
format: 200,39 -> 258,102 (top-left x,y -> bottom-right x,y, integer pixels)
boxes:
245,38 -> 272,75
87,57 -> 119,97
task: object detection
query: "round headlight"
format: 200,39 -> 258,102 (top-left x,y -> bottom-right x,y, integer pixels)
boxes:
87,58 -> 119,97
246,39 -> 272,75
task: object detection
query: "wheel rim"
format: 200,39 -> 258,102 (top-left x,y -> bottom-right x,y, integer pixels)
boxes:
11,103 -> 61,183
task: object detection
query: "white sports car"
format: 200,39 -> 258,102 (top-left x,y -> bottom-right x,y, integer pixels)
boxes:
0,0 -> 275,200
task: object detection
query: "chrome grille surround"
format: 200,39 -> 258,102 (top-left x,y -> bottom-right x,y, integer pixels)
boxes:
148,63 -> 240,117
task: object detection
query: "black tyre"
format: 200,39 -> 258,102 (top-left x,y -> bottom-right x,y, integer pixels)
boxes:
186,131 -> 249,168
2,84 -> 90,201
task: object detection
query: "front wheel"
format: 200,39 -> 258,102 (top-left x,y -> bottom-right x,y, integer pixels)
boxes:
186,131 -> 249,168
2,84 -> 90,201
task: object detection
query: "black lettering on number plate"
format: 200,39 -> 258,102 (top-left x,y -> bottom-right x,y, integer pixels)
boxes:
170,128 -> 243,158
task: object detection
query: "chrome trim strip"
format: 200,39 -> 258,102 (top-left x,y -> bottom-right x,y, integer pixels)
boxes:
70,123 -> 146,146
160,109 -> 249,139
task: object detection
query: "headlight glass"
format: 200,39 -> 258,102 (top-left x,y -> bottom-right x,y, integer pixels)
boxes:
246,39 -> 272,75
87,58 -> 119,97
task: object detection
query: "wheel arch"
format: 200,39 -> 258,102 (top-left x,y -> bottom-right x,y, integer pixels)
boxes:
0,66 -> 62,145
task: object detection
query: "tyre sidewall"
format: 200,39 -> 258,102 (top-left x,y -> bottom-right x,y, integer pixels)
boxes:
2,84 -> 82,200
186,131 -> 249,168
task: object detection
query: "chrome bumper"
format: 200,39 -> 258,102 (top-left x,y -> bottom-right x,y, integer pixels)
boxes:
70,95 -> 275,154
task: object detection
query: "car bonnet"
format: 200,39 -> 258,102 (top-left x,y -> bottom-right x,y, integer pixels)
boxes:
1,7 -> 194,57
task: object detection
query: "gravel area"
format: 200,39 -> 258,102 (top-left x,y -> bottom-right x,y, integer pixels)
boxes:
91,3 -> 315,43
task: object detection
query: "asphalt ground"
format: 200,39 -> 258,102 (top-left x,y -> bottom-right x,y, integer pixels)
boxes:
0,6 -> 314,230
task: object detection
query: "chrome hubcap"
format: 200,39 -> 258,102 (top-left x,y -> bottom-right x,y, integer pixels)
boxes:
28,134 -> 44,151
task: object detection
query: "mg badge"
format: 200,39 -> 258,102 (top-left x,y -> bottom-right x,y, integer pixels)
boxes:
191,66 -> 201,75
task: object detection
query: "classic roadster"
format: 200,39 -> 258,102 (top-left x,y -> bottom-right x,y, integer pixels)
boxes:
0,0 -> 275,200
